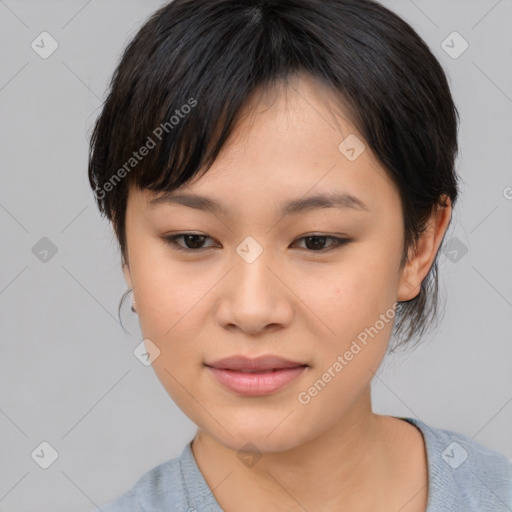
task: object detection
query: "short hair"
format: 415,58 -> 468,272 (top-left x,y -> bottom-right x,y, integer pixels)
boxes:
88,0 -> 460,352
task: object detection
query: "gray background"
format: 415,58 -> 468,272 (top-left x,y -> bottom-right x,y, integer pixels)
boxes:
1,0 -> 511,510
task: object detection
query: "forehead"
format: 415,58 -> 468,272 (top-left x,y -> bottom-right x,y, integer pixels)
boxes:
130,74 -> 398,216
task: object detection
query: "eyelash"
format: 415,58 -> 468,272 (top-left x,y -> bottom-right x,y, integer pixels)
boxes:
162,233 -> 352,253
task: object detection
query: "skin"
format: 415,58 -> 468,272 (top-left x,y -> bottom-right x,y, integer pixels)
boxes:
121,73 -> 452,511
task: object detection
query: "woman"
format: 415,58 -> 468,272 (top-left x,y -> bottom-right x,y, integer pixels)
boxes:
88,0 -> 512,510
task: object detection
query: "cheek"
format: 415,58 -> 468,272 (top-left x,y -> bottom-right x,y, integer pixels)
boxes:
320,257 -> 396,329
129,239 -> 196,325
297,275 -> 397,416
307,246 -> 399,367
134,261 -> 209,415
131,250 -> 217,365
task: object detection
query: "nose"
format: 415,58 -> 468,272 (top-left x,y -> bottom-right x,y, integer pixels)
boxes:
215,248 -> 293,336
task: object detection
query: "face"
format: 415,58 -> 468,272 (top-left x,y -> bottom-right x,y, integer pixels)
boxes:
121,73 -> 447,453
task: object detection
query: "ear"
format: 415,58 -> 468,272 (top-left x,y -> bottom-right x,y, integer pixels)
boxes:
122,260 -> 133,290
397,195 -> 452,302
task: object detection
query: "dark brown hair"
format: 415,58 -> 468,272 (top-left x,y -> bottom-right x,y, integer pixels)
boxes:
88,0 -> 460,351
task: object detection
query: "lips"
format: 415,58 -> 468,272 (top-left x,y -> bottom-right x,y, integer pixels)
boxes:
205,356 -> 308,396
205,355 -> 308,372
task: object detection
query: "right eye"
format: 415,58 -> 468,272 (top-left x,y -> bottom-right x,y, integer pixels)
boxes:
162,233 -> 217,252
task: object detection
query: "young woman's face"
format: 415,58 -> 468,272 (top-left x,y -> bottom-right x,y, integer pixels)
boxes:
122,74 -> 433,453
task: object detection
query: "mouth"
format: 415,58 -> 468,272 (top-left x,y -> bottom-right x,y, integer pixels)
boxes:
221,368 -> 303,373
204,355 -> 309,395
204,354 -> 308,372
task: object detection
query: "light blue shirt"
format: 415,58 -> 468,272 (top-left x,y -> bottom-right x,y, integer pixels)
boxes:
92,416 -> 512,511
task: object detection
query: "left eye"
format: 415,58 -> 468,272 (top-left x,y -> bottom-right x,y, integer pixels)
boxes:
292,235 -> 351,251
162,233 -> 351,253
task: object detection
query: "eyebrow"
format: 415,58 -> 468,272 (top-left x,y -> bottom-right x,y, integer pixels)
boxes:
148,190 -> 370,216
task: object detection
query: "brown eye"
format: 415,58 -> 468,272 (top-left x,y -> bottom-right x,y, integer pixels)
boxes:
163,233 -> 216,251
292,235 -> 351,252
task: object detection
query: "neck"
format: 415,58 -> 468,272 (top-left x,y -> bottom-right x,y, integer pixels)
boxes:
191,388 -> 401,511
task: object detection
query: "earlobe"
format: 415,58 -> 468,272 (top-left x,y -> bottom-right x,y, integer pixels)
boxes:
397,248 -> 420,302
123,262 -> 137,312
397,196 -> 452,302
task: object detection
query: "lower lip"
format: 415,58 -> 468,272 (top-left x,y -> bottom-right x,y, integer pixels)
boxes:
206,365 -> 308,396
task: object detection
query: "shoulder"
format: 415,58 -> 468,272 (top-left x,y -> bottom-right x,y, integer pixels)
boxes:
90,457 -> 185,512
402,417 -> 512,511
90,442 -> 222,512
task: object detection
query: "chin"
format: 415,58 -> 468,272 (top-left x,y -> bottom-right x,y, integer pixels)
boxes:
207,420 -> 307,455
